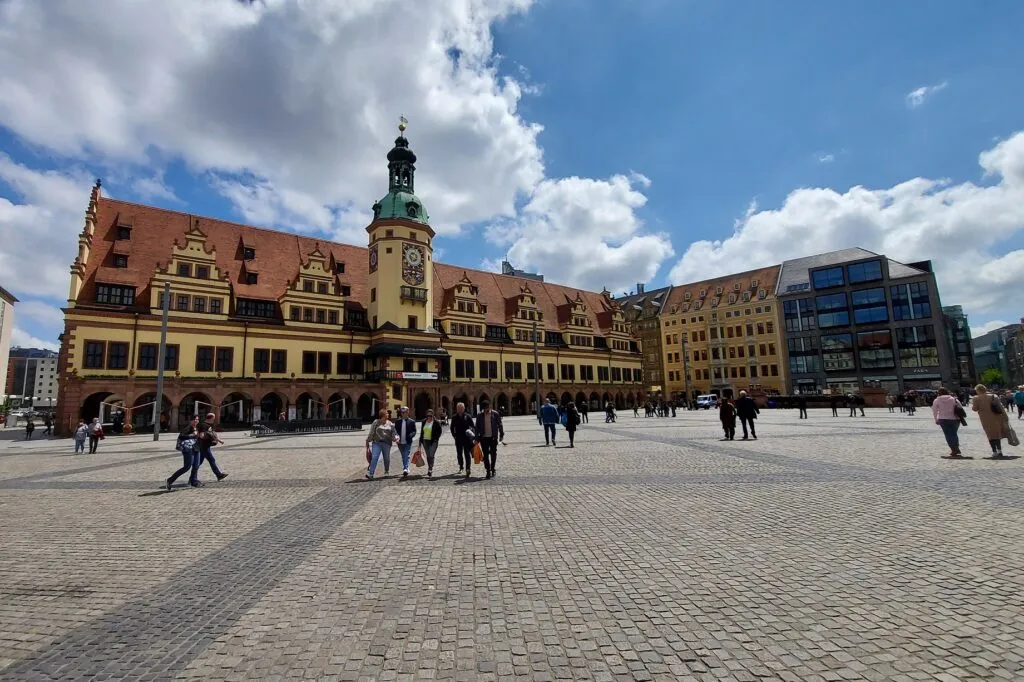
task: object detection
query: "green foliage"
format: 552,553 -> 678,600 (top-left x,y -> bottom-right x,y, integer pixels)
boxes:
979,368 -> 1005,386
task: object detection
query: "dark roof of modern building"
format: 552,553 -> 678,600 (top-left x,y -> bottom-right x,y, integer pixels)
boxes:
614,286 -> 673,318
79,194 -> 629,336
0,285 -> 18,304
776,248 -> 930,295
9,347 -> 58,358
972,323 -> 1022,351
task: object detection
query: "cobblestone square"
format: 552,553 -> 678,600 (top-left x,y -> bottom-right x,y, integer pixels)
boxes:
1,409 -> 1023,681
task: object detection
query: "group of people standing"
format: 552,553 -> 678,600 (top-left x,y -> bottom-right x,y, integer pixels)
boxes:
365,400 -> 506,480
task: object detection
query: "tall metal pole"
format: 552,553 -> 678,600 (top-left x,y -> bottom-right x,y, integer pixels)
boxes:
152,281 -> 171,441
681,325 -> 692,406
532,320 -> 541,421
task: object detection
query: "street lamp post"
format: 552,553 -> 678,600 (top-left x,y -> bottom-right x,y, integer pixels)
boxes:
532,320 -> 541,421
152,281 -> 171,441
681,326 -> 692,406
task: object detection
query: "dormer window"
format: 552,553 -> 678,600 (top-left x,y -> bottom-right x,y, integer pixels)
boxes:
243,247 -> 255,261
116,225 -> 132,240
340,285 -> 351,296
113,255 -> 128,268
335,262 -> 345,274
317,282 -> 328,294
196,265 -> 210,279
177,263 -> 192,277
303,280 -> 313,292
246,272 -> 258,285
751,279 -> 759,288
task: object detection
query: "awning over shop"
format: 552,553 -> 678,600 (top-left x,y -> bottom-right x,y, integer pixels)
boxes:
364,343 -> 449,359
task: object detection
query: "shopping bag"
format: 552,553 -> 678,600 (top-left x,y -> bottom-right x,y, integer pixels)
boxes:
472,442 -> 483,464
365,444 -> 372,463
559,413 -> 568,427
412,449 -> 425,467
1008,427 -> 1020,448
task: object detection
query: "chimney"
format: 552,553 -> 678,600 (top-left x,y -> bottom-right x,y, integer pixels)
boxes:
636,283 -> 645,294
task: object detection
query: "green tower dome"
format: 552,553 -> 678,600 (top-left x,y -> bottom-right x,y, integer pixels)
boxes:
371,118 -> 430,224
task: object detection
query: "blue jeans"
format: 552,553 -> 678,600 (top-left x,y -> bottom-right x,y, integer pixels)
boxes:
543,423 -> 556,444
938,419 -> 960,449
199,445 -> 224,478
398,442 -> 412,471
74,438 -> 85,453
368,441 -> 392,476
168,442 -> 201,486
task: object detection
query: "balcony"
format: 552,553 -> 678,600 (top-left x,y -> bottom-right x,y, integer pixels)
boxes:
400,286 -> 428,302
363,369 -> 450,382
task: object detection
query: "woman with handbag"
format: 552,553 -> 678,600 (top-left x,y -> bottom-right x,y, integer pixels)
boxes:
365,408 -> 398,479
417,409 -> 443,478
972,384 -> 1011,457
932,387 -> 966,458
564,401 -> 581,448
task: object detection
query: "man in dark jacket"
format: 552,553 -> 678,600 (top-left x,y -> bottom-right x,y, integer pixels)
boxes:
474,399 -> 505,479
395,406 -> 417,477
449,402 -> 475,476
736,391 -> 759,440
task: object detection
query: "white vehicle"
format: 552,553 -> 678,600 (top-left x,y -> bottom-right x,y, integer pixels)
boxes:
695,394 -> 719,409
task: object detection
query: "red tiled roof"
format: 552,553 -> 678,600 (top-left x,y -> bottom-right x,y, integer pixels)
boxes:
663,265 -> 781,312
82,196 -> 623,334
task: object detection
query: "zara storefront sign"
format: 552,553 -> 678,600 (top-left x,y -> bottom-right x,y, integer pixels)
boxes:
397,372 -> 438,381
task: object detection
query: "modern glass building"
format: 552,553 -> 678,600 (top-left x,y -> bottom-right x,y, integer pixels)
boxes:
777,248 -> 953,395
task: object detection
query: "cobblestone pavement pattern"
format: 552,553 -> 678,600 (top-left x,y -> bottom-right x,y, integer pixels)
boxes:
1,409 -> 1023,681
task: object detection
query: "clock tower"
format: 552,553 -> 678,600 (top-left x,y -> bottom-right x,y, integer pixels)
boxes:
366,117 -> 435,332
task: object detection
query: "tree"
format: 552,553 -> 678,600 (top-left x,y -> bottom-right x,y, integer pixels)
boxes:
979,368 -> 1005,387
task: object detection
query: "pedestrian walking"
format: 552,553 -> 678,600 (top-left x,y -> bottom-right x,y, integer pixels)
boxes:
418,409 -> 443,478
564,401 -> 580,448
830,396 -> 838,417
539,398 -> 559,446
579,402 -> 588,423
166,415 -> 202,490
1014,386 -> 1024,420
719,399 -> 737,440
73,420 -> 89,454
43,414 -> 52,436
88,418 -> 103,453
365,408 -> 399,479
736,390 -> 759,440
932,387 -> 967,458
972,384 -> 1012,458
856,394 -> 866,416
797,395 -> 808,419
450,402 -> 475,477
474,399 -> 504,479
394,406 -> 417,478
196,412 -> 228,484
24,417 -> 35,440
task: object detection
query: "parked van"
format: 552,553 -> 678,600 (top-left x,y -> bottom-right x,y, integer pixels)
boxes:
695,394 -> 719,409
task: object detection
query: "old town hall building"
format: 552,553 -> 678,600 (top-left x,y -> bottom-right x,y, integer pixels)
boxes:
56,123 -> 644,433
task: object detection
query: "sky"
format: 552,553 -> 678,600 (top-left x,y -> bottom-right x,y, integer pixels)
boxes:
1,0 -> 1023,351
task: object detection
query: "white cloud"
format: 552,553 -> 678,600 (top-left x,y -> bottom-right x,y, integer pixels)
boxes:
668,132 -> 1024,318
10,327 -> 59,352
494,174 -> 673,293
0,0 -> 667,316
817,152 -> 835,164
905,81 -> 948,109
971,320 -> 1012,339
14,300 -> 64,329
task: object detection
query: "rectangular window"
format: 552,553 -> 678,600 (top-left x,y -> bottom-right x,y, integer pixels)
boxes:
408,315 -> 418,330
176,294 -> 189,311
527,363 -> 536,380
271,350 -> 287,373
547,363 -> 555,380
480,360 -> 498,379
193,297 -> 206,313
291,306 -> 300,321
177,263 -> 192,277
328,310 -> 338,325
857,330 -> 894,369
107,342 -> 128,369
370,288 -> 376,302
95,284 -> 136,305
302,351 -> 317,374
340,285 -> 351,297
821,333 -> 855,372
116,225 -> 132,240
304,308 -> 313,322
811,266 -> 845,289
210,298 -> 222,314
335,262 -> 346,274
318,281 -> 328,294
245,272 -> 258,285
318,351 -> 331,375
316,309 -> 326,324
770,364 -> 779,376
138,343 -> 158,370
455,359 -> 475,379
164,345 -> 179,371
303,280 -> 314,292
816,292 -> 850,328
337,353 -> 350,374
196,346 -> 214,371
891,282 -> 932,321
253,348 -> 270,374
236,299 -> 276,318
85,342 -> 106,368
196,265 -> 210,279
847,260 -> 882,284
113,254 -> 129,268
851,287 -> 888,324
243,247 -> 256,260
215,347 -> 233,372
612,367 -> 622,381
896,325 -> 939,367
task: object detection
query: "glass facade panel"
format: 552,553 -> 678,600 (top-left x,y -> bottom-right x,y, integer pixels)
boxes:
896,325 -> 940,367
847,260 -> 882,284
891,282 -> 932,320
783,298 -> 816,332
816,293 -> 849,328
857,330 -> 894,369
811,266 -> 845,289
821,333 -> 855,372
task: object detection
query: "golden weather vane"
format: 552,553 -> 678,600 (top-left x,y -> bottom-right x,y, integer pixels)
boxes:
398,115 -> 408,134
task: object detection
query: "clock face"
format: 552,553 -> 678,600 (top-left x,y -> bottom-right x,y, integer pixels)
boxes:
403,244 -> 422,266
368,245 -> 378,273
